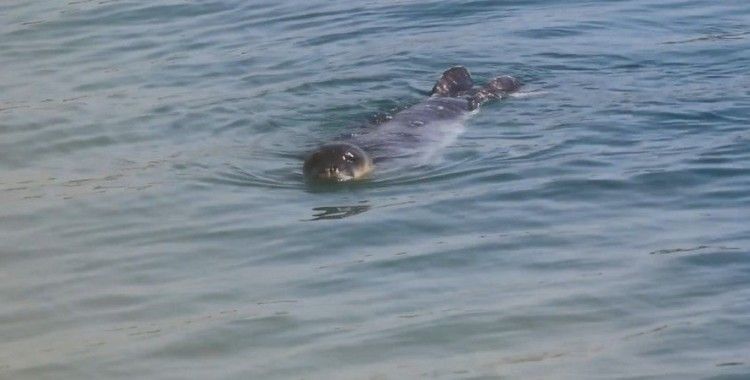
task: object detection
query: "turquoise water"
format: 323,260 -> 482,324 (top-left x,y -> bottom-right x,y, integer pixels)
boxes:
1,0 -> 749,378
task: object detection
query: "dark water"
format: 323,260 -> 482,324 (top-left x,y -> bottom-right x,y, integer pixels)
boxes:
2,0 -> 749,378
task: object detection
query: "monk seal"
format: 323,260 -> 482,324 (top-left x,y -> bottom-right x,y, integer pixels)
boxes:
303,66 -> 520,182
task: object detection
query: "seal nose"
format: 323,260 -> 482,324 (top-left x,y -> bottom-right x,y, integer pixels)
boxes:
317,166 -> 339,179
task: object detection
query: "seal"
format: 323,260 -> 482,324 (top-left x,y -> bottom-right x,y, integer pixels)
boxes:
303,66 -> 520,182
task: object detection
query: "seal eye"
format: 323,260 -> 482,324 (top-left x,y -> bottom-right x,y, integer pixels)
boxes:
343,152 -> 357,162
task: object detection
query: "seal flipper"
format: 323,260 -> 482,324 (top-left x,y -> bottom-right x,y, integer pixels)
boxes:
430,66 -> 474,97
468,75 -> 521,110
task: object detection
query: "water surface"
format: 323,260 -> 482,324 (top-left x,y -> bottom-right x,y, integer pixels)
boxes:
1,0 -> 749,379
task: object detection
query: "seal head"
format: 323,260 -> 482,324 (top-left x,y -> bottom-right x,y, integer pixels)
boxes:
303,142 -> 373,182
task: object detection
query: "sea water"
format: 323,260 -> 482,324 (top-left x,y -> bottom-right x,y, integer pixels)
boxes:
1,0 -> 749,378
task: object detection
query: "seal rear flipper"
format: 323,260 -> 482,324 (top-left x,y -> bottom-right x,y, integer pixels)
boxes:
430,66 -> 474,97
468,75 -> 521,110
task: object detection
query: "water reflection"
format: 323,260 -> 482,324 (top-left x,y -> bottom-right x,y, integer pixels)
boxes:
305,199 -> 416,221
307,205 -> 372,221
